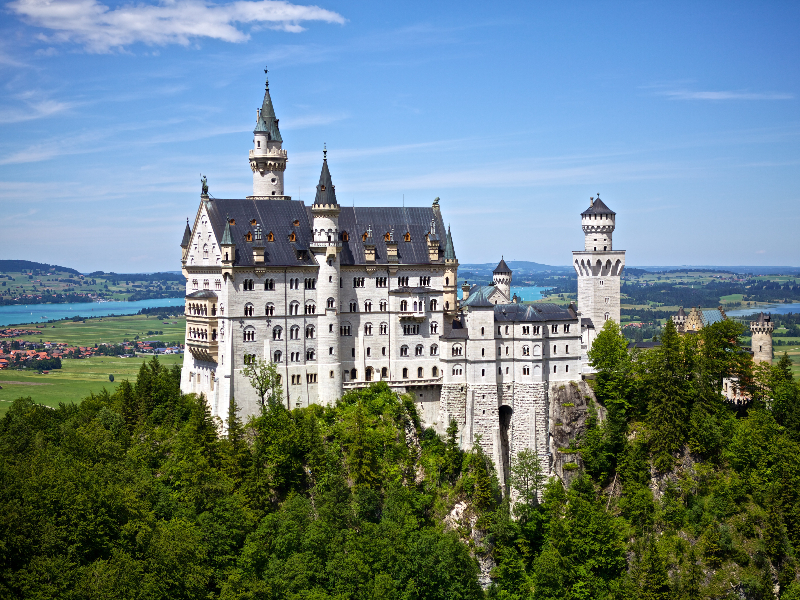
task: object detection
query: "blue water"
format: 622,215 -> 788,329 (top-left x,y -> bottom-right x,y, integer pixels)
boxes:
0,298 -> 185,327
458,286 -> 550,301
726,303 -> 800,318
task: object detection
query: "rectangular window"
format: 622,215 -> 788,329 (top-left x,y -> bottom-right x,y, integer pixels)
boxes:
552,324 -> 558,334
522,326 -> 529,335
564,324 -> 570,333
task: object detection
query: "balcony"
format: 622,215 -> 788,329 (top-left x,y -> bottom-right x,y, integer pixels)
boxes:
187,338 -> 218,363
398,310 -> 426,322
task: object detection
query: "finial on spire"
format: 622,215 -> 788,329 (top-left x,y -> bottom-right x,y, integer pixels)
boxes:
590,195 -> 594,207
323,143 -> 327,160
264,65 -> 269,89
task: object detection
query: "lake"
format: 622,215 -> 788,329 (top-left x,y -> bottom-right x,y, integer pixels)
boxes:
0,298 -> 185,327
726,303 -> 800,318
458,286 -> 550,301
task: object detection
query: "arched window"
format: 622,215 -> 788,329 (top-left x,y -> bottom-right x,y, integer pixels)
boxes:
452,366 -> 462,376
243,327 -> 255,342
430,321 -> 438,334
533,344 -> 541,356
264,279 -> 275,290
327,297 -> 335,309
265,303 -> 274,316
432,366 -> 438,377
381,367 -> 388,378
379,300 -> 387,311
402,367 -> 409,379
349,301 -> 358,312
364,323 -> 373,335
272,326 -> 282,340
306,348 -> 315,361
289,302 -> 300,316
430,344 -> 438,356
350,368 -> 357,380
400,345 -> 409,357
304,301 -> 316,314
415,344 -> 423,356
244,303 -> 254,317
523,345 -> 530,356
306,325 -> 315,339
203,245 -> 209,259
379,323 -> 388,335
430,299 -> 437,311
364,300 -> 372,312
273,350 -> 282,363
452,344 -> 463,356
290,326 -> 300,340
365,367 -> 373,381
417,367 -> 423,378
604,312 -> 610,321
400,300 -> 408,311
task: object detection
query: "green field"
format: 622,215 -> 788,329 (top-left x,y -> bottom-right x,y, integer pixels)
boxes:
0,354 -> 183,414
7,314 -> 186,346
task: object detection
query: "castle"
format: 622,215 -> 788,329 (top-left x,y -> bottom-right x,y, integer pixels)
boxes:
179,71 -> 626,480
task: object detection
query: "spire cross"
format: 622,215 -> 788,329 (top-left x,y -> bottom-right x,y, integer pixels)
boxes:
323,143 -> 327,160
264,65 -> 269,89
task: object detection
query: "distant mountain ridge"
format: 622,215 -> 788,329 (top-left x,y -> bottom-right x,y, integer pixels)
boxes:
0,260 -> 81,276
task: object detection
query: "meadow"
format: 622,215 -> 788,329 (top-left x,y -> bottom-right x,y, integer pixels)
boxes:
9,313 -> 186,346
0,354 -> 183,415
0,313 -> 186,414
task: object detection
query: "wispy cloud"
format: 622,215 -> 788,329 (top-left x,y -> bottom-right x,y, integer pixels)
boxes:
9,0 -> 346,53
657,89 -> 793,101
0,98 -> 77,124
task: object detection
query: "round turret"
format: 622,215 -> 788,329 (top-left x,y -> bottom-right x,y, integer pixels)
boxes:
750,312 -> 773,365
492,257 -> 512,301
581,195 -> 615,251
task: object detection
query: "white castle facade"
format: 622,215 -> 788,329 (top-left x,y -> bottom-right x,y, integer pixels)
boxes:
180,72 -> 625,479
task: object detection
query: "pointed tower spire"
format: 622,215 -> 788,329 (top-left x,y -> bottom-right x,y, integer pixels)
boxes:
250,66 -> 287,198
221,217 -> 233,245
313,145 -> 337,206
444,225 -> 456,260
180,218 -> 192,248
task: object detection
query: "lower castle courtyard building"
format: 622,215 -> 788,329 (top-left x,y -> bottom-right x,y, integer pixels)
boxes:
180,71 -> 626,481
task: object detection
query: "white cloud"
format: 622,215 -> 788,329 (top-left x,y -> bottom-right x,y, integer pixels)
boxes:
659,89 -> 793,101
8,0 -> 346,53
0,98 -> 78,124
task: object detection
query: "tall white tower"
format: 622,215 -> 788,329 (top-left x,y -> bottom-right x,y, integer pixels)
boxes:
310,149 -> 342,405
249,67 -> 288,199
750,313 -> 774,365
572,195 -> 625,332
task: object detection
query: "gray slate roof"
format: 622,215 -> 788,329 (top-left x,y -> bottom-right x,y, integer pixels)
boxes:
186,290 -> 218,299
581,198 -> 615,216
493,303 -> 577,322
198,199 -> 445,268
205,199 -> 316,267
331,206 -> 445,266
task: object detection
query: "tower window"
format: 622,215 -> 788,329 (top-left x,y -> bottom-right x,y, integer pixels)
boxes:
257,141 -> 260,148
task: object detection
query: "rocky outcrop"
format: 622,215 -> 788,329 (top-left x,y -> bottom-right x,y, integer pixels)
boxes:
548,380 -> 604,486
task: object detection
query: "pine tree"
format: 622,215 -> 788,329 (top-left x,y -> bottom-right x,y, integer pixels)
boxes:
645,319 -> 689,471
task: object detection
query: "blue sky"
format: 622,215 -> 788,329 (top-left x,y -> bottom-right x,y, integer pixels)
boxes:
1,0 -> 798,272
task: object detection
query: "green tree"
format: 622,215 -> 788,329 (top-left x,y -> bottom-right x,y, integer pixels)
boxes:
509,448 -> 545,508
644,319 -> 689,471
242,357 -> 283,410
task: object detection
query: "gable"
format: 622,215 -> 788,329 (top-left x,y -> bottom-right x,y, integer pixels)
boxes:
186,204 -> 221,267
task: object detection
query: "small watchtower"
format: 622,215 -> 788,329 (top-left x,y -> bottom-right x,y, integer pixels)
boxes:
750,312 -> 773,365
493,257 -> 512,302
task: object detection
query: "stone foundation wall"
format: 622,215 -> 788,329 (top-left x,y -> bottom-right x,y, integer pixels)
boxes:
506,382 -> 549,472
439,383 -> 467,437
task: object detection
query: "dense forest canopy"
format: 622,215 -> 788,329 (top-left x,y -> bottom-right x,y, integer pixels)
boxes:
1,319 -> 800,599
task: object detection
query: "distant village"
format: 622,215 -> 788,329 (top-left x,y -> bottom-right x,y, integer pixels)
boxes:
0,325 -> 183,371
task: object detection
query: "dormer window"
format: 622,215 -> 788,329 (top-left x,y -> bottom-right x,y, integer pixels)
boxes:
245,232 -> 252,242
293,220 -> 299,226
321,185 -> 326,191
229,218 -> 235,225
267,231 -> 274,242
342,231 -> 349,242
404,231 -> 411,242
384,232 -> 391,242
288,232 -> 296,242
251,219 -> 257,226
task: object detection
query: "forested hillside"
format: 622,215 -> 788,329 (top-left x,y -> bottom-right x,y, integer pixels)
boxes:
1,319 -> 800,599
